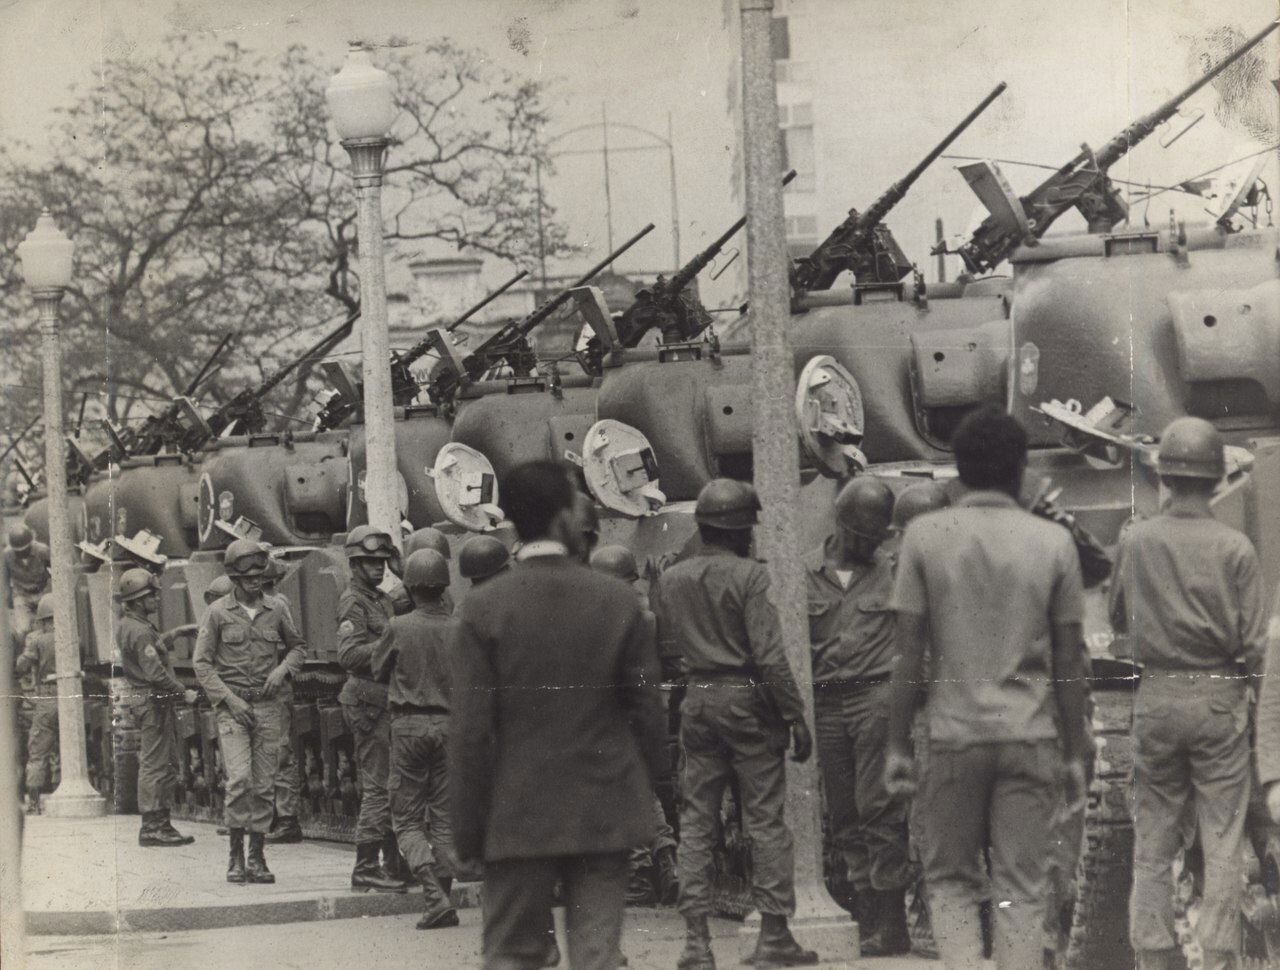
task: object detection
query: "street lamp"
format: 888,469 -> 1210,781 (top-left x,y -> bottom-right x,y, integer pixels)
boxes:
17,211 -> 105,818
326,42 -> 401,541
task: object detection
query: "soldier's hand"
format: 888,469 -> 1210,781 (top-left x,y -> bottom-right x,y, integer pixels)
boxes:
1061,758 -> 1088,817
226,695 -> 256,728
262,665 -> 289,698
1267,783 -> 1280,826
884,750 -> 917,799
789,720 -> 813,763
183,689 -> 199,706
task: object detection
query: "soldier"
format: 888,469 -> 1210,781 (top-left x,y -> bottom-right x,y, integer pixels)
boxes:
458,535 -> 511,587
337,525 -> 410,892
653,478 -> 818,969
204,575 -> 233,607
5,523 -> 50,641
16,593 -> 57,814
804,477 -> 910,956
1111,417 -> 1266,970
887,408 -> 1087,970
405,526 -> 452,561
260,557 -> 303,845
590,544 -> 680,908
193,538 -> 306,884
372,548 -> 458,931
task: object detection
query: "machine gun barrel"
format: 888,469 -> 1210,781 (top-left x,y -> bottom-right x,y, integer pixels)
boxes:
185,331 -> 237,397
2,414 -> 41,466
394,269 -> 528,369
253,312 -> 358,404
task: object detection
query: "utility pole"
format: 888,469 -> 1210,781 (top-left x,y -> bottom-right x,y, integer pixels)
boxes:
738,0 -> 856,956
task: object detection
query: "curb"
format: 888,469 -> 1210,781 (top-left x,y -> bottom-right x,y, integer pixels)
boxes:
26,882 -> 483,936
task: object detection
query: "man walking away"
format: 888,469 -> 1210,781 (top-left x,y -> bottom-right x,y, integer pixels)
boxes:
116,570 -> 198,845
373,548 -> 459,931
194,538 -> 306,884
451,461 -> 666,970
805,477 -> 910,956
16,594 -> 59,815
654,478 -> 817,970
1111,417 -> 1265,970
887,407 -> 1087,970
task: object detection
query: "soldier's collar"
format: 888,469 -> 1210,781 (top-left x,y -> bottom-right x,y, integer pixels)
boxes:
957,489 -> 1020,509
515,540 -> 569,561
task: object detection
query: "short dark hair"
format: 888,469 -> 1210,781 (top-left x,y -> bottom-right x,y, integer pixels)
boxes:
697,523 -> 752,557
502,461 -> 576,542
952,406 -> 1027,492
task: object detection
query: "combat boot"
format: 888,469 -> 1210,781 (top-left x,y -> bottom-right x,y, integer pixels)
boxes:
352,842 -> 407,892
140,810 -> 195,847
226,828 -> 247,884
859,888 -> 910,957
413,865 -> 459,930
676,914 -> 716,970
746,914 -> 818,968
246,833 -> 275,884
155,809 -> 195,845
655,846 -> 679,906
265,815 -> 303,844
381,832 -> 414,886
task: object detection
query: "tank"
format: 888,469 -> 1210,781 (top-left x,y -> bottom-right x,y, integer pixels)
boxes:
81,454 -> 203,557
344,405 -> 453,531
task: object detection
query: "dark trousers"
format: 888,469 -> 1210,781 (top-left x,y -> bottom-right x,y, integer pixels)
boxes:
815,678 -> 910,892
137,696 -> 178,813
342,699 -> 392,843
919,739 -> 1061,970
482,852 -> 628,970
389,712 -> 454,879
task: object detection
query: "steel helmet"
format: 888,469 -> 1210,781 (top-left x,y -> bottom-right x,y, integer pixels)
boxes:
7,522 -> 33,551
344,525 -> 395,561
694,479 -> 761,530
224,538 -> 269,577
206,575 -> 234,601
590,544 -> 640,582
834,477 -> 894,542
892,481 -> 951,530
35,593 -> 55,621
459,535 -> 510,581
1156,417 -> 1225,480
115,567 -> 158,603
404,527 -> 451,561
403,549 -> 450,589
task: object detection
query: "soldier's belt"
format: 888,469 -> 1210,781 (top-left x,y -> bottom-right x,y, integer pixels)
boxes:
685,670 -> 760,686
390,703 -> 449,717
227,685 -> 272,702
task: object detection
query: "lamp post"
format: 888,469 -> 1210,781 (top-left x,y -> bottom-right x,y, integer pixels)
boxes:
18,211 -> 105,818
326,42 -> 401,541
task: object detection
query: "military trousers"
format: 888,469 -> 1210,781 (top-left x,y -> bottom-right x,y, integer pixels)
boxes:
343,699 -> 392,844
215,699 -> 282,833
274,692 -> 300,819
918,738 -> 1061,970
628,791 -> 677,869
389,712 -> 455,880
677,684 -> 794,917
137,696 -> 179,813
1130,672 -> 1249,956
10,590 -> 38,641
815,677 -> 910,893
25,693 -> 58,793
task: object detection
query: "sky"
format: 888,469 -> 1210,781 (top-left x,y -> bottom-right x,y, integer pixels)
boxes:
1,0 -> 1276,309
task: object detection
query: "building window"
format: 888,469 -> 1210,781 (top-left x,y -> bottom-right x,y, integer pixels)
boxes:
780,122 -> 815,193
770,16 -> 790,61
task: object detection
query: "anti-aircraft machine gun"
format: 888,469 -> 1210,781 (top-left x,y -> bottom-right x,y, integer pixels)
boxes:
938,19 -> 1279,275
312,271 -> 530,432
789,81 -> 1007,305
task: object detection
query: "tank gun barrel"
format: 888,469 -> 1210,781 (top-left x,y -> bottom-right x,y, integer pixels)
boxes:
184,331 -> 237,398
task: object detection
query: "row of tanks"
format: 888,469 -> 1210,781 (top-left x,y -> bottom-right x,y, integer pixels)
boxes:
5,19 -> 1280,967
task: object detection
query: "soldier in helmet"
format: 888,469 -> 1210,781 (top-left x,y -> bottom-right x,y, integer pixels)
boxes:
372,548 -> 459,930
116,568 -> 199,844
1111,417 -> 1266,970
259,557 -> 304,846
404,527 -> 452,561
653,478 -> 818,969
193,538 -> 306,884
15,593 -> 58,814
204,574 -> 233,607
337,525 -> 410,892
459,535 -> 511,587
804,477 -> 910,956
5,522 -> 50,641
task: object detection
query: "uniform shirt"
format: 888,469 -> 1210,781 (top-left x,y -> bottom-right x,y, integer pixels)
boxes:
5,542 -> 50,597
891,490 -> 1084,748
1252,583 -> 1280,785
653,546 -> 805,724
118,610 -> 185,697
372,600 -> 454,711
336,581 -> 395,707
192,592 -> 305,705
1109,512 -> 1266,677
16,629 -> 57,685
804,537 -> 897,685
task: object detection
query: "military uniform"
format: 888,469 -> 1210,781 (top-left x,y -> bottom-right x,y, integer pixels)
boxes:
15,626 -> 58,798
193,594 -> 305,833
5,540 -> 50,639
337,581 -> 396,847
804,538 -> 909,902
654,547 -> 806,920
118,610 -> 187,816
1110,513 -> 1266,963
265,593 -> 302,834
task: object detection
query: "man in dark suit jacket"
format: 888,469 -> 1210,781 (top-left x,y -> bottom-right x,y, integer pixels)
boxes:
450,461 -> 667,970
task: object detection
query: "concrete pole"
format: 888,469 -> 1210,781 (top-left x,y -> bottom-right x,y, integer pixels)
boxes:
34,291 -> 105,819
738,0 -> 852,949
0,554 -> 26,968
345,138 -> 401,542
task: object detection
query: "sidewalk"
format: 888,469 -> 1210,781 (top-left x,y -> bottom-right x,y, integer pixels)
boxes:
22,814 -> 471,935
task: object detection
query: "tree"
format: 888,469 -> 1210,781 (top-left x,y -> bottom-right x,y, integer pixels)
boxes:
0,33 -> 566,465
